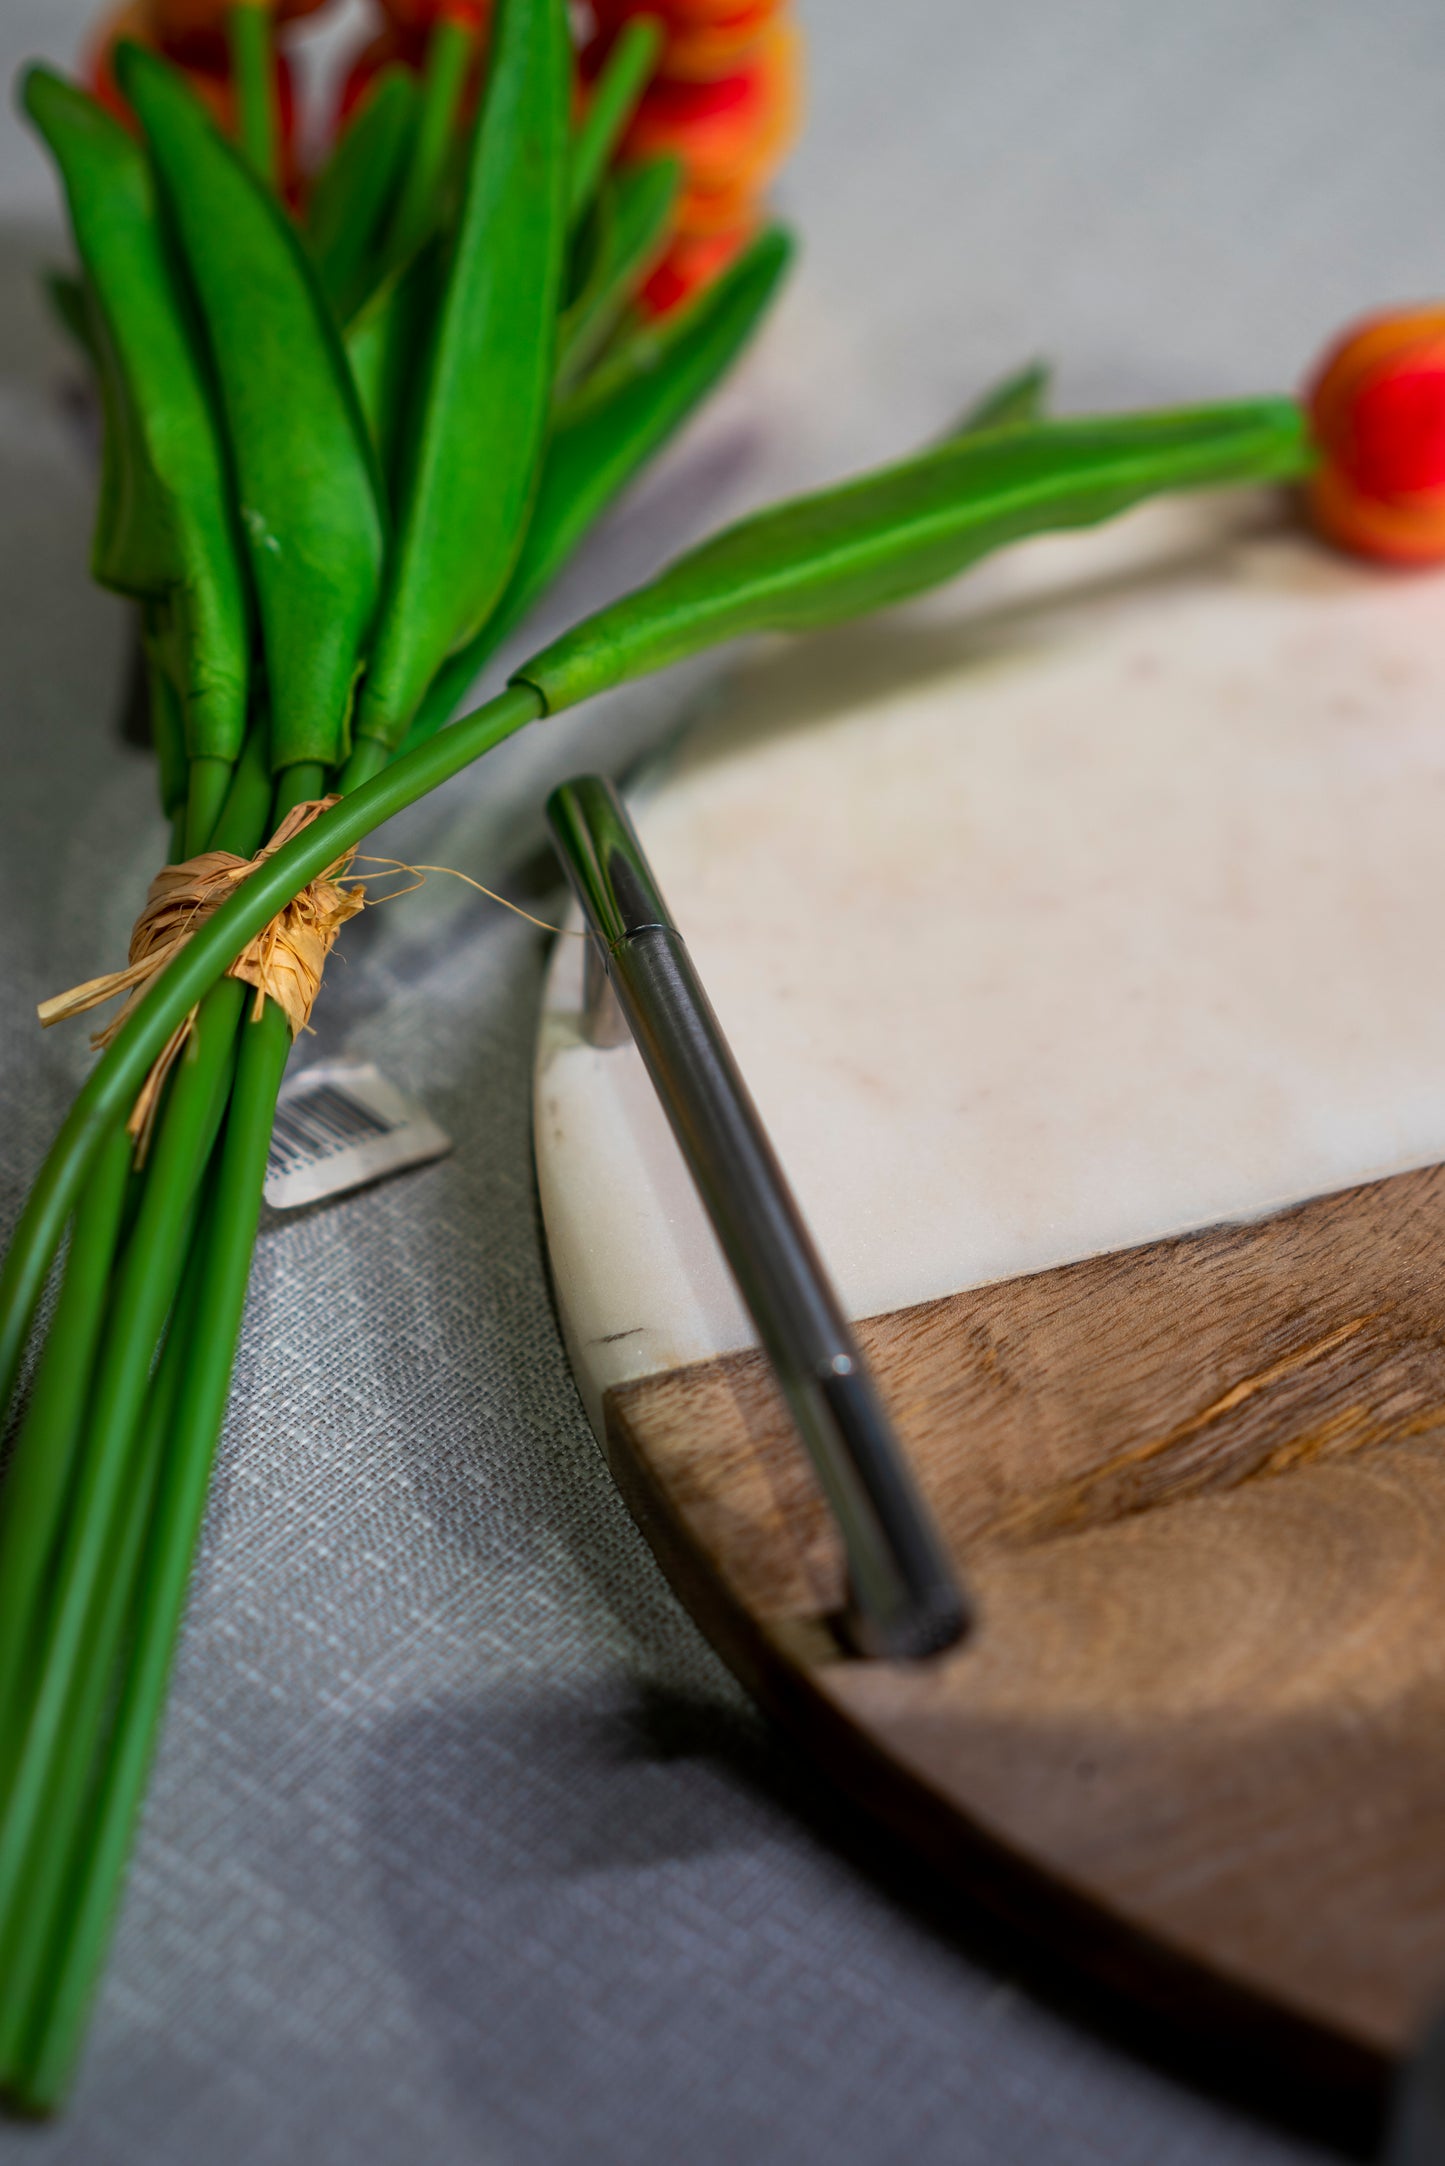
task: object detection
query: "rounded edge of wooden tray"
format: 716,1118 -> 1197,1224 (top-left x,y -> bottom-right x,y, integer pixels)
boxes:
596,1365 -> 1391,2132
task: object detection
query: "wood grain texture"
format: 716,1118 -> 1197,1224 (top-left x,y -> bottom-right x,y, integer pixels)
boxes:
602,1163 -> 1445,2083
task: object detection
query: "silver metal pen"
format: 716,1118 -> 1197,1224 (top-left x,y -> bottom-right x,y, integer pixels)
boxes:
546,774 -> 970,1662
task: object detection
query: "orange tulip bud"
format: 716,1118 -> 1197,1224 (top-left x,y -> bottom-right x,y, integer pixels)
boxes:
620,22 -> 797,196
672,170 -> 753,236
637,218 -> 753,318
1307,307 -> 1445,565
591,0 -> 780,79
664,16 -> 778,78
594,0 -> 783,26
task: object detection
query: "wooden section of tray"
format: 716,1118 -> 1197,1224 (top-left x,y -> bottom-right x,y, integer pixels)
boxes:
602,1162 -> 1445,2084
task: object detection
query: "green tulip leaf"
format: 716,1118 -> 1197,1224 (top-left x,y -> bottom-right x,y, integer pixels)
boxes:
307,68 -> 420,327
404,224 -> 793,747
514,400 -> 1312,713
557,154 -> 681,392
354,0 -> 572,751
23,67 -> 251,767
118,42 -> 386,772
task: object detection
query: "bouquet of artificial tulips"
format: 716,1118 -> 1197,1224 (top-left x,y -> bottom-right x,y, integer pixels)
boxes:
0,0 -> 1325,2114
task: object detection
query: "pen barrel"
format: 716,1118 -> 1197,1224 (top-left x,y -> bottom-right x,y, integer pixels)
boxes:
610,921 -> 969,1659
548,774 -> 969,1661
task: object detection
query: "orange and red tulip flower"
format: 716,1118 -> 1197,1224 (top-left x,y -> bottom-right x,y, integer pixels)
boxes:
1307,307 -> 1445,565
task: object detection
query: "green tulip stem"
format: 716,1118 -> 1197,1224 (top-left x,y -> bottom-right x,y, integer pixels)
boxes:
183,753 -> 233,858
0,1202 -> 208,2096
210,711 -> 276,856
0,1126 -> 131,1792
0,979 -> 244,1962
381,11 -> 475,271
0,744 -> 320,2102
225,2 -> 280,190
338,730 -> 390,793
15,999 -> 291,2111
569,14 -> 663,227
0,683 -> 544,1417
275,759 -> 328,819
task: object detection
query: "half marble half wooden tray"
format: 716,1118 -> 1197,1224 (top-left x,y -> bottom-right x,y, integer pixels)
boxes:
532,488 -> 1445,2091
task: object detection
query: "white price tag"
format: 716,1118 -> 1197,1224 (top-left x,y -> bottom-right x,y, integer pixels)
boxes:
264,1060 -> 451,1210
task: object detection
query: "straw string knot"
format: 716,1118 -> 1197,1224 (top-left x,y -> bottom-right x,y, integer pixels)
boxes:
38,798 -> 364,1154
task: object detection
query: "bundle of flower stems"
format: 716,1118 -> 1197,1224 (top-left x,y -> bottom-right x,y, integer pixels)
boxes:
0,0 -> 1317,2114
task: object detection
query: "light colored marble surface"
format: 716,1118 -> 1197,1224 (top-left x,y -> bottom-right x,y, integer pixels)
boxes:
537,487 -> 1445,1410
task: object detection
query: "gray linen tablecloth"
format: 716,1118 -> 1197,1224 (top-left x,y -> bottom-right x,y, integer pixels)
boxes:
1,2 -> 1439,2158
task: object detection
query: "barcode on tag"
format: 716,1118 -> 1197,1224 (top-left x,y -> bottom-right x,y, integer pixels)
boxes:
265,1060 -> 451,1210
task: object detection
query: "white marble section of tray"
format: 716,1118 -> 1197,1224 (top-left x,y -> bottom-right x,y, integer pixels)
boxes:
534,489 -> 1445,1417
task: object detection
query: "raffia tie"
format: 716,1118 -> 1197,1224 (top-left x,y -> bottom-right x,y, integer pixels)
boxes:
38,798 -> 364,1156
